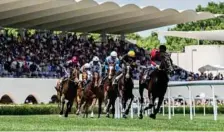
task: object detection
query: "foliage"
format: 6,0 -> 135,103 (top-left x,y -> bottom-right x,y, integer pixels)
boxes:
0,104 -> 224,115
126,32 -> 160,50
166,2 -> 224,51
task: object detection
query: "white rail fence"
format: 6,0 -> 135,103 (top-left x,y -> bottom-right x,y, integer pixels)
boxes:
115,81 -> 224,120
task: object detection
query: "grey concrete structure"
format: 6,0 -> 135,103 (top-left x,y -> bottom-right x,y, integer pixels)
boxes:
0,0 -> 221,33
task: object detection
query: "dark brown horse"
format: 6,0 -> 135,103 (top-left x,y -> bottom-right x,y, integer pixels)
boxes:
55,68 -> 79,117
117,64 -> 134,118
104,64 -> 117,118
139,68 -> 169,119
76,71 -> 103,118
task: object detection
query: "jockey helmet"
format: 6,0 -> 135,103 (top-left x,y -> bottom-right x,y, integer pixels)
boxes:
72,56 -> 78,63
128,50 -> 136,58
93,56 -> 99,62
110,51 -> 117,57
159,45 -> 167,52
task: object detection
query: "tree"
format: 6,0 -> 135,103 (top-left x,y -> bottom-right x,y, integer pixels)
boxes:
166,2 -> 224,51
137,32 -> 160,50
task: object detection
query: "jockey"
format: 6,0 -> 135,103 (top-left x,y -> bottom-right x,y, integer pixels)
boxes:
104,51 -> 120,73
56,56 -> 79,89
80,63 -> 92,89
141,48 -> 160,84
89,56 -> 102,76
66,56 -> 80,68
113,50 -> 137,85
101,51 -> 120,85
148,45 -> 174,77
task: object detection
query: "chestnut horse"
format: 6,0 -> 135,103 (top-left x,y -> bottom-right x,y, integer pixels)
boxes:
104,64 -> 117,118
55,68 -> 79,117
76,71 -> 103,118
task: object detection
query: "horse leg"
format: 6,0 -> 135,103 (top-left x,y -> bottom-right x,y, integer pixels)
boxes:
139,84 -> 144,119
111,97 -> 116,119
98,98 -> 103,118
150,96 -> 164,120
125,94 -> 134,115
64,100 -> 70,118
89,98 -> 97,118
106,99 -> 112,118
76,94 -> 85,115
122,97 -> 128,119
145,81 -> 154,111
59,95 -> 65,116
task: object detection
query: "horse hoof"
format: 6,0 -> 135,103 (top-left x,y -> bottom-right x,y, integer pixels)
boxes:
139,114 -> 143,119
122,114 -> 127,119
144,107 -> 149,111
149,114 -> 156,120
125,111 -> 129,115
148,104 -> 154,109
106,114 -> 110,118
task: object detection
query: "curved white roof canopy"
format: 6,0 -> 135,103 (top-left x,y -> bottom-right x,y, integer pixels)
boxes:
157,30 -> 224,41
0,0 -> 222,34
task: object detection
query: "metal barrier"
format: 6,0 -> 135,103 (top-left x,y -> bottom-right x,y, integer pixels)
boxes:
115,80 -> 224,120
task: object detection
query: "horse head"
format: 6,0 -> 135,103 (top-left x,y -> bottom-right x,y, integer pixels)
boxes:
82,71 -> 88,82
93,72 -> 100,87
108,64 -> 115,80
71,68 -> 79,83
124,65 -> 132,79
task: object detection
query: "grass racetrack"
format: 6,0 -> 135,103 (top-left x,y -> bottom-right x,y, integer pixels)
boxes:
1,114 -> 224,131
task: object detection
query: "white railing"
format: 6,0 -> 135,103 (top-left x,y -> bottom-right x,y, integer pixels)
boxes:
115,80 -> 224,120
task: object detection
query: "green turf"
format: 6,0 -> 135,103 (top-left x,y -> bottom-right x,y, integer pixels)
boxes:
0,114 -> 224,131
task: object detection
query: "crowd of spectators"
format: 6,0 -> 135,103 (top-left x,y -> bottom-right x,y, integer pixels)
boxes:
0,30 -> 147,79
0,29 -> 223,81
170,67 -> 224,81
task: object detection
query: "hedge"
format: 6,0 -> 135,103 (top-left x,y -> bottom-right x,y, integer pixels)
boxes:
0,105 -> 224,115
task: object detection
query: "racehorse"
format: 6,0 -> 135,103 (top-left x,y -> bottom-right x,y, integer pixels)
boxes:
55,68 -> 79,117
117,64 -> 134,118
104,64 -> 117,118
139,68 -> 169,119
76,71 -> 103,118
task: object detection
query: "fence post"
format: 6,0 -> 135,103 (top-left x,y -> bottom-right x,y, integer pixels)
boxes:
211,85 -> 217,121
162,100 -> 165,116
172,98 -> 175,116
193,99 -> 196,116
183,97 -> 186,116
131,102 -> 134,119
115,97 -> 120,119
168,87 -> 171,119
203,97 -> 206,116
187,86 -> 193,120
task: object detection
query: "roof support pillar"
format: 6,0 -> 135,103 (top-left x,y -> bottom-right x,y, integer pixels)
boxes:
121,33 -> 125,41
80,32 -> 88,41
101,32 -> 107,43
19,28 -> 26,38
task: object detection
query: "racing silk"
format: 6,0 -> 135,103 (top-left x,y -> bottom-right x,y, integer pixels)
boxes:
89,61 -> 102,76
80,65 -> 92,81
66,56 -> 80,67
120,54 -> 137,69
150,49 -> 161,66
160,52 -> 174,73
105,56 -> 120,72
